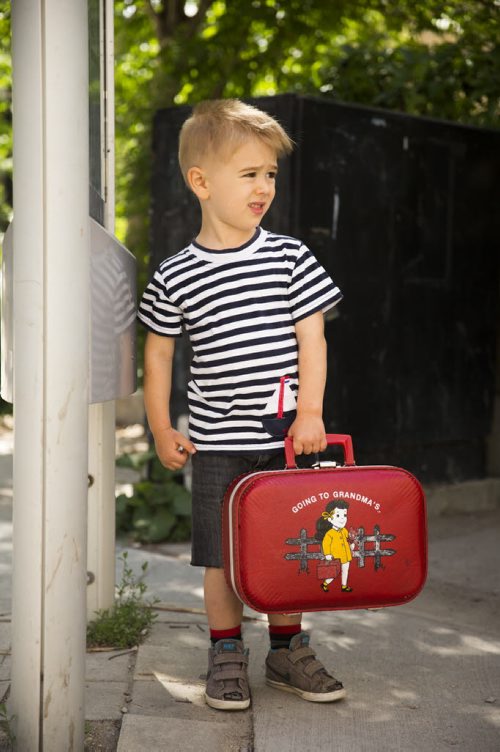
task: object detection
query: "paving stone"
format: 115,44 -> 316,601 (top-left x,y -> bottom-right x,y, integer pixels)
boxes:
135,542 -> 191,561
145,619 -> 207,645
85,680 -> 129,721
134,640 -> 206,682
152,609 -> 209,630
117,715 -> 251,752
86,649 -> 135,682
117,548 -> 205,610
127,676 -> 208,718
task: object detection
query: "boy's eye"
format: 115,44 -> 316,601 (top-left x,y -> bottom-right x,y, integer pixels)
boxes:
241,171 -> 277,179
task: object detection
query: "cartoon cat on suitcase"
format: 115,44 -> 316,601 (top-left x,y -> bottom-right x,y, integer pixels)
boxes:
284,494 -> 397,594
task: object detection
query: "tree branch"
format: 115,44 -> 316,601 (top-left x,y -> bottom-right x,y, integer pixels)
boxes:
142,0 -> 215,46
183,0 -> 214,40
142,0 -> 164,40
143,0 -> 158,35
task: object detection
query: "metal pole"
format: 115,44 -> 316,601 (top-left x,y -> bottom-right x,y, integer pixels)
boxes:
10,1 -> 90,749
87,0 -> 116,619
87,400 -> 116,616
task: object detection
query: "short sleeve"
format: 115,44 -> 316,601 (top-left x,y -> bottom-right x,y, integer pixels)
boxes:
288,244 -> 343,323
137,268 -> 183,337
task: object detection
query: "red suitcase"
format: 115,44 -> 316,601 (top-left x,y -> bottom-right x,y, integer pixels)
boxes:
222,435 -> 427,614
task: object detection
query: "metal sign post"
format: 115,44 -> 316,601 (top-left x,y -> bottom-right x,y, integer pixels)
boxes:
87,0 -> 118,619
86,0 -> 137,621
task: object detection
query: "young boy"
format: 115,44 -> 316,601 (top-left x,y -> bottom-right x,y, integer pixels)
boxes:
138,99 -> 345,710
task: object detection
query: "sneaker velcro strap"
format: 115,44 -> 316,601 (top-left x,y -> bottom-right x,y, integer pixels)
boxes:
214,652 -> 249,666
303,659 -> 327,677
289,646 -> 316,664
215,668 -> 248,682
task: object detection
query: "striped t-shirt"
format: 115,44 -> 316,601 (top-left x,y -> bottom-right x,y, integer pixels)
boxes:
138,227 -> 342,452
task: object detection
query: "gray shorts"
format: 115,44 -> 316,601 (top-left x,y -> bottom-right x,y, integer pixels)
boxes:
190,450 -> 315,568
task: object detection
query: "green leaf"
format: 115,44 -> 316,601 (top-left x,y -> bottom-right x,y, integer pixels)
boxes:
167,517 -> 192,542
149,457 -> 180,482
132,505 -> 176,542
115,493 -> 134,531
147,507 -> 177,542
116,449 -> 156,470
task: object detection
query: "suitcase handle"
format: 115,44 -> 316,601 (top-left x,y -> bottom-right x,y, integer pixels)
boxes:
284,433 -> 356,469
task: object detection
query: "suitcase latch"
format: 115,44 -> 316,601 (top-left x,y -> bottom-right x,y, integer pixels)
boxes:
312,461 -> 338,469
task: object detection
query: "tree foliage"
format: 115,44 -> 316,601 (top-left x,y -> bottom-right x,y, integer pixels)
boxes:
0,4 -> 11,238
113,0 -> 499,281
0,1 -> 498,264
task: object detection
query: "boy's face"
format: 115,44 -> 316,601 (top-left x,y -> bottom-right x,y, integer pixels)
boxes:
195,138 -> 278,244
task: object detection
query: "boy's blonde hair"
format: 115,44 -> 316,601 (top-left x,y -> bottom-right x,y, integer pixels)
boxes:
178,99 -> 293,183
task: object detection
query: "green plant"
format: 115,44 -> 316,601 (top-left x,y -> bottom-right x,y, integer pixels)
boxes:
116,451 -> 192,543
0,698 -> 15,747
87,552 -> 158,649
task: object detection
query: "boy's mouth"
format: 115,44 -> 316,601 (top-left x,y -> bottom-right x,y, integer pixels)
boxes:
248,202 -> 266,215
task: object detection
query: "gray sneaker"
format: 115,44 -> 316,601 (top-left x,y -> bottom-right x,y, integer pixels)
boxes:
265,632 -> 346,703
205,639 -> 251,710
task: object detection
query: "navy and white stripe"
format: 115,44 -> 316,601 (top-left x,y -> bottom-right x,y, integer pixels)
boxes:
138,227 -> 342,451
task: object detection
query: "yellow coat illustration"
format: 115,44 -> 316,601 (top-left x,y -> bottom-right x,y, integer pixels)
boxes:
322,527 -> 352,564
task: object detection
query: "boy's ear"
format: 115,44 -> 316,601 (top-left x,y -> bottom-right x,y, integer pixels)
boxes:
187,166 -> 209,200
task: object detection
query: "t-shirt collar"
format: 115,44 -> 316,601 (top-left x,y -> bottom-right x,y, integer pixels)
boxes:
189,227 -> 265,263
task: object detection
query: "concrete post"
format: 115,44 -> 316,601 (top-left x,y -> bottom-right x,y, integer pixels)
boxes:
10,1 -> 90,749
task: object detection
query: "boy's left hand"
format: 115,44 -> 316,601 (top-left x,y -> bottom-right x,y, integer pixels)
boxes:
288,413 -> 327,455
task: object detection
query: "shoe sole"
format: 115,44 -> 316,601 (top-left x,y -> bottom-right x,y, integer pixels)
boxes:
205,692 -> 251,711
265,678 -> 346,703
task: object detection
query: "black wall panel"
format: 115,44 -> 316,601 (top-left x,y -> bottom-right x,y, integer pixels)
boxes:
150,94 -> 500,483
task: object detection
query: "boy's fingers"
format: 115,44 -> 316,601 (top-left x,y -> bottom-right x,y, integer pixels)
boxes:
312,438 -> 326,454
165,453 -> 187,470
176,437 -> 196,455
297,435 -> 327,455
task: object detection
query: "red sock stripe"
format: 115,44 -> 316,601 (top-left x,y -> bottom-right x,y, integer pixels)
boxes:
210,626 -> 242,640
268,623 -> 302,636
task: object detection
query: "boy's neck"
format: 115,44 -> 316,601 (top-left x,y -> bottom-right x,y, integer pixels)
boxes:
195,223 -> 259,251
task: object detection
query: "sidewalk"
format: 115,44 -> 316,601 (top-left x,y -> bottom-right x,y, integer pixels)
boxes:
1,427 -> 500,751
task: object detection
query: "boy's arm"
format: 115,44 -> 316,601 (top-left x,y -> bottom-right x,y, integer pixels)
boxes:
143,332 -> 196,470
288,311 -> 328,456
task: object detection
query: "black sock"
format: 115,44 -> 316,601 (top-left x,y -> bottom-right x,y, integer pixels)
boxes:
268,624 -> 302,650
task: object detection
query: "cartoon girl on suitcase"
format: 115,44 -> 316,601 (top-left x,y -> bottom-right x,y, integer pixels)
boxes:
315,500 -> 356,593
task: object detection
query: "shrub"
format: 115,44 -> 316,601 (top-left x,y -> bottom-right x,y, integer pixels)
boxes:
116,451 -> 192,543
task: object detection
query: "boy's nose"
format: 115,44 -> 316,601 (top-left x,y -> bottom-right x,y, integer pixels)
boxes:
256,177 -> 274,195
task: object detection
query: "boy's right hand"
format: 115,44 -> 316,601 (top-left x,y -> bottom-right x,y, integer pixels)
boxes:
153,427 -> 196,471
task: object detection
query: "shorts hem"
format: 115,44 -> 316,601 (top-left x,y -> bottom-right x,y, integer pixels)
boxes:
190,558 -> 223,569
